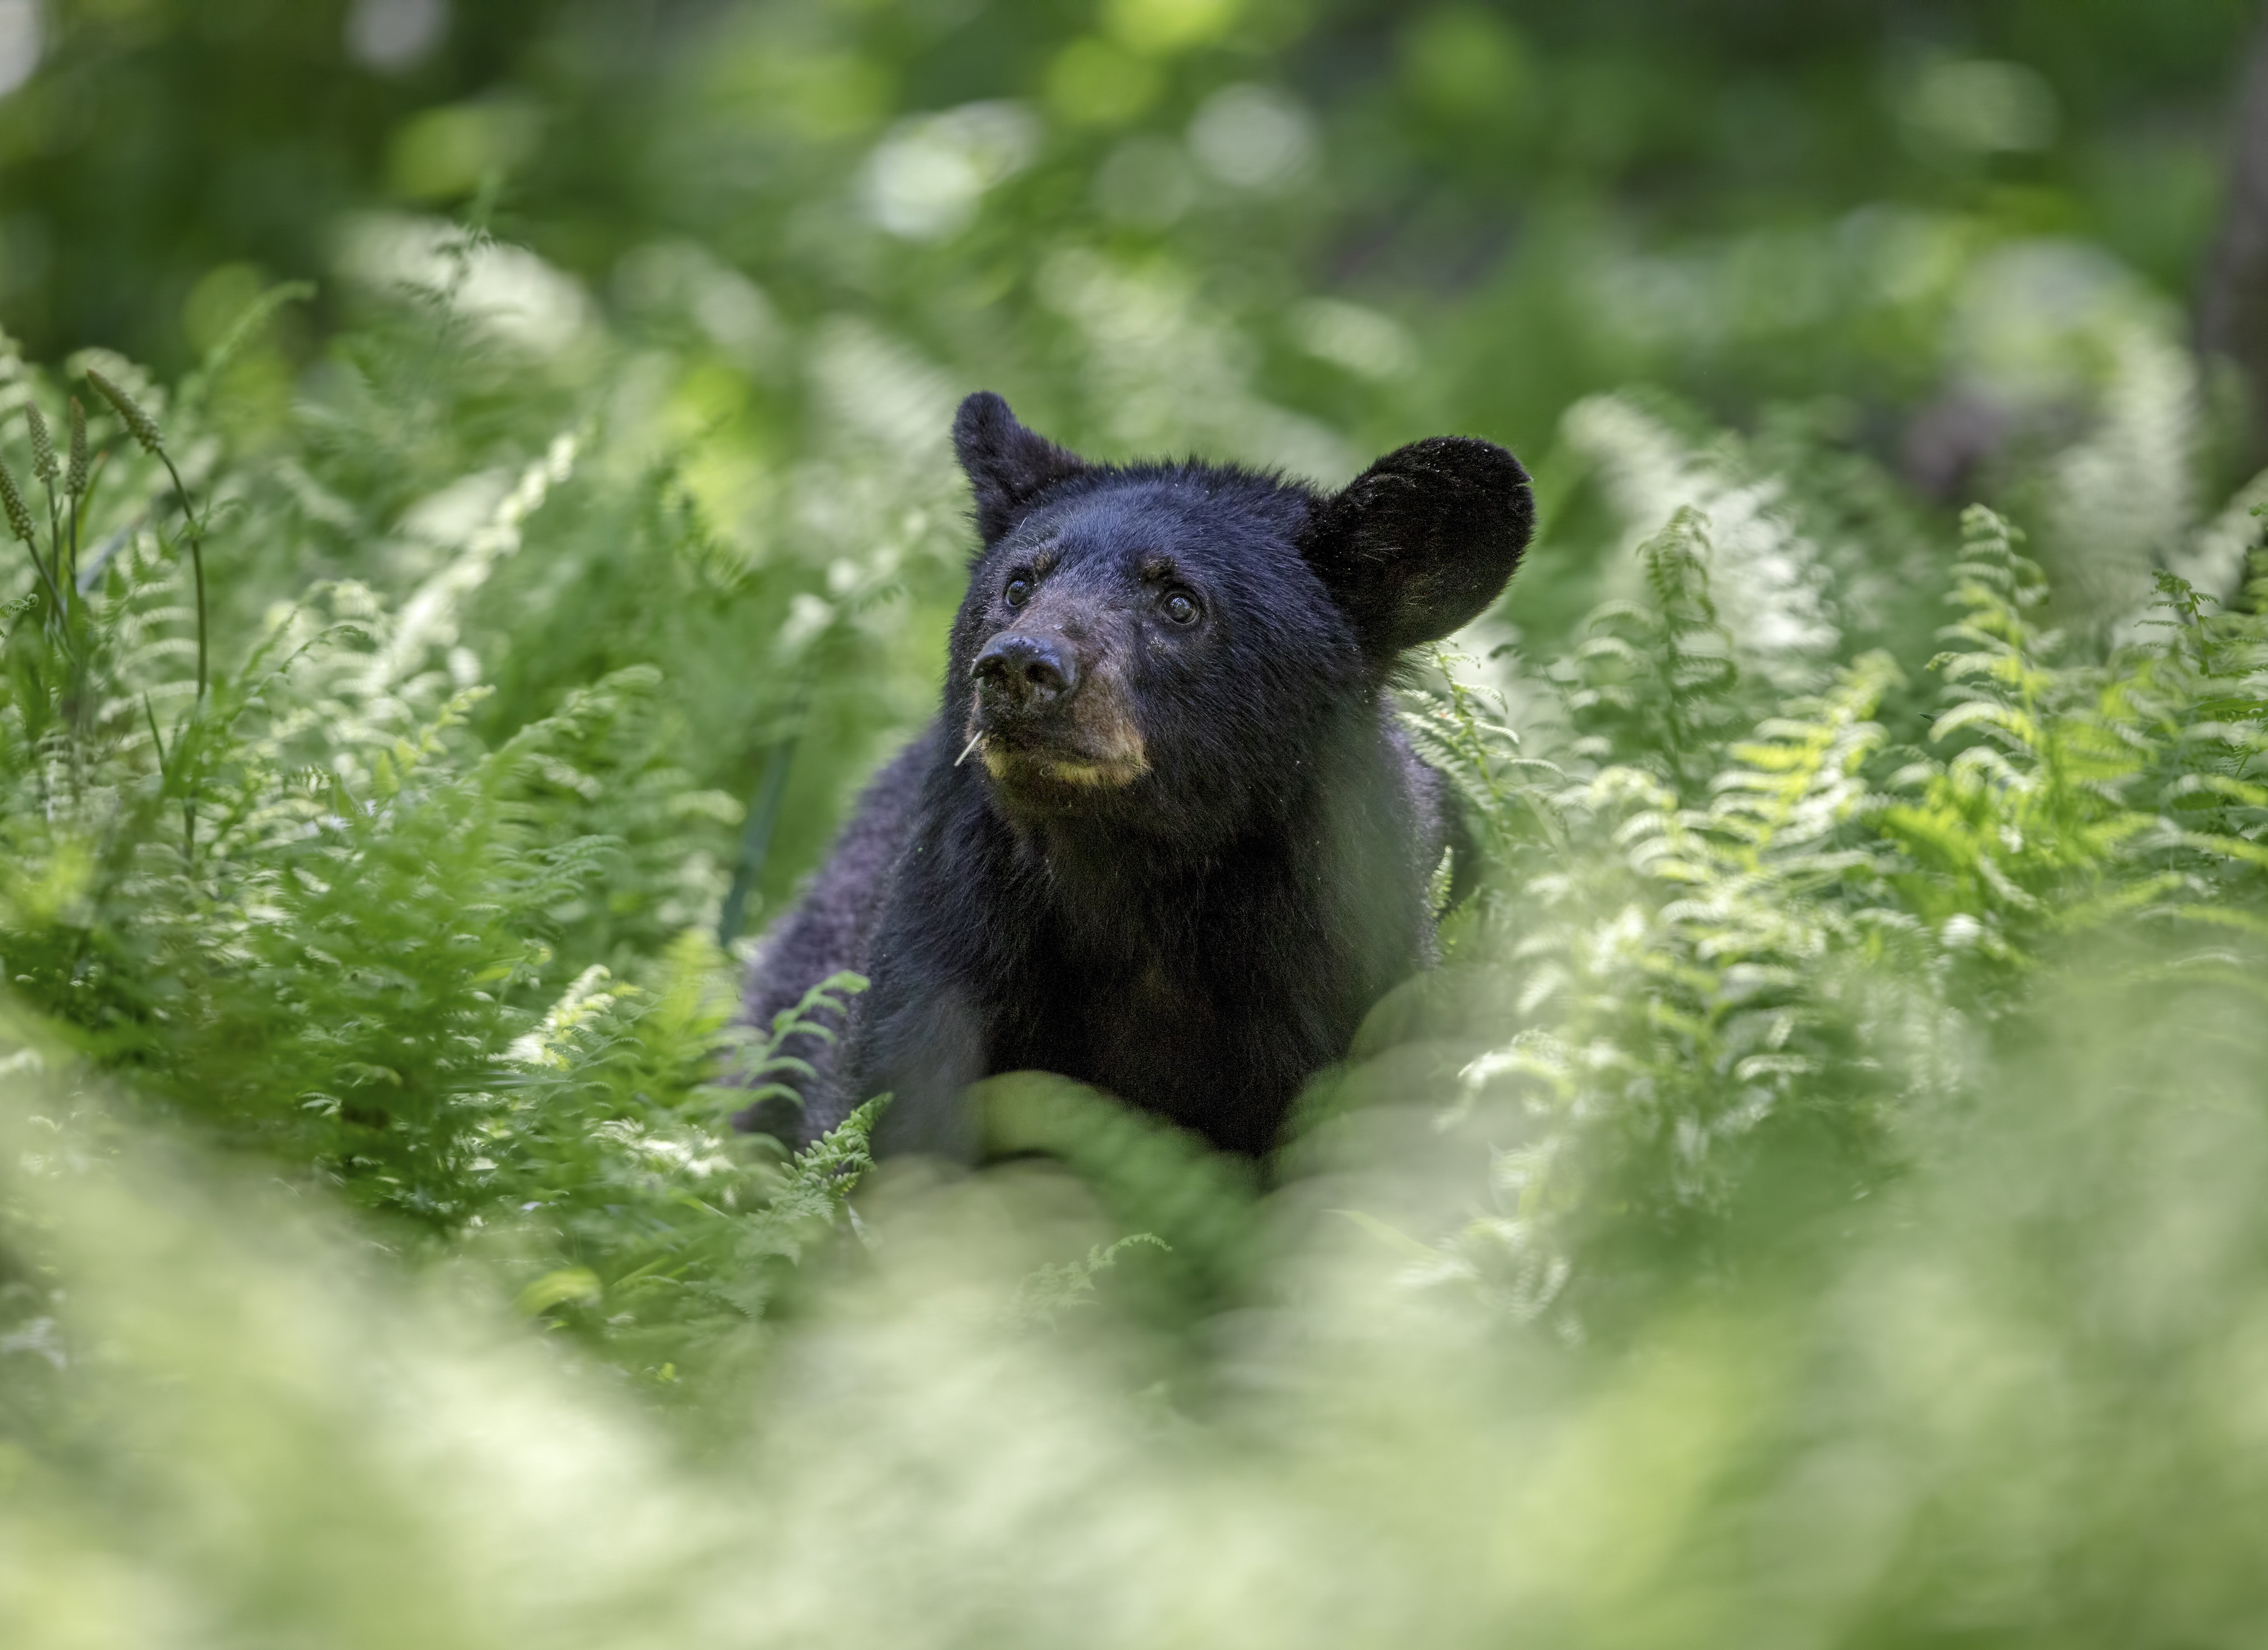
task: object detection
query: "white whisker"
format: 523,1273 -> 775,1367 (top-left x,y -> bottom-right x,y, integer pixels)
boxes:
954,732 -> 984,767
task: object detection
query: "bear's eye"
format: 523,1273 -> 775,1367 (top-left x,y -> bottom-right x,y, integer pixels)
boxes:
1160,590 -> 1200,627
1003,576 -> 1032,609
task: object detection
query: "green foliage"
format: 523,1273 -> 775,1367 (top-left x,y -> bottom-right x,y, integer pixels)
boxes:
6,209 -> 2268,1630
0,325 -> 887,1427
1380,459 -> 2268,1336
4,7 -> 2268,1638
977,1071 -> 1259,1316
1563,505 -> 1753,789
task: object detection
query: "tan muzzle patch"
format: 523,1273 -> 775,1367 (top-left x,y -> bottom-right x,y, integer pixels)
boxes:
969,658 -> 1149,789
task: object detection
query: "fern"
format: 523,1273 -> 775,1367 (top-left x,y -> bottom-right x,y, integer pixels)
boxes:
1446,651 -> 1907,1316
1879,508 -> 2176,978
1397,642 -> 1566,864
1412,467 -> 2268,1332
0,325 -> 901,1396
1559,505 -> 1751,792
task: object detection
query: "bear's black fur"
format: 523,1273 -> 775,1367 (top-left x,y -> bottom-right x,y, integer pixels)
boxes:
738,393 -> 1533,1158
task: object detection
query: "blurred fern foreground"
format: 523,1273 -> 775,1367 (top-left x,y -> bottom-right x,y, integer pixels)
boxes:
8,1 -> 2268,1644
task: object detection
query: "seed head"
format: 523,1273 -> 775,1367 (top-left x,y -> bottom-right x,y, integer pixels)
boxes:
0,460 -> 34,546
24,401 -> 55,488
83,367 -> 164,455
66,398 -> 87,498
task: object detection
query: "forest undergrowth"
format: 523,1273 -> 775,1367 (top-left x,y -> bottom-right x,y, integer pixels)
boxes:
4,276 -> 2268,1645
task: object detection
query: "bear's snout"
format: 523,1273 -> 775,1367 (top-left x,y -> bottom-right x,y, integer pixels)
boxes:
971,632 -> 1078,718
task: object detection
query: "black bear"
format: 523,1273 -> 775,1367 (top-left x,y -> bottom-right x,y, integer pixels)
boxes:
738,392 -> 1533,1158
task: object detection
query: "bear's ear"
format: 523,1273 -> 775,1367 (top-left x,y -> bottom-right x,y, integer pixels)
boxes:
953,391 -> 1090,547
1299,436 -> 1534,663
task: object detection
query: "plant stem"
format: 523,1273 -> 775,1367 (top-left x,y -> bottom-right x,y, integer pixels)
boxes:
23,530 -> 69,636
42,491 -> 62,620
150,451 -> 207,865
157,451 -> 206,702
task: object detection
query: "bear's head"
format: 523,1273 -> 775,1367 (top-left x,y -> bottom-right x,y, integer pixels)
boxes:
944,392 -> 1534,844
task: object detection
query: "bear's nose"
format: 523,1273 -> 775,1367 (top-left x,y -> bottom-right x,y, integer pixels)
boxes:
971,633 -> 1076,713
